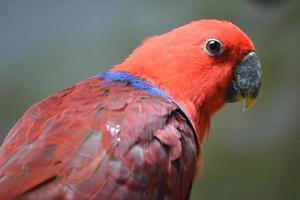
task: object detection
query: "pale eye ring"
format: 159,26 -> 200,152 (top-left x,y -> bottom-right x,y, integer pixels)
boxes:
204,39 -> 223,56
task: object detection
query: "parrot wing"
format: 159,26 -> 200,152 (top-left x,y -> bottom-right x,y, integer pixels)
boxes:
0,76 -> 198,200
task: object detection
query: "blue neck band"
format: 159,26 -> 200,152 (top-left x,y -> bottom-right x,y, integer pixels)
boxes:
100,72 -> 170,99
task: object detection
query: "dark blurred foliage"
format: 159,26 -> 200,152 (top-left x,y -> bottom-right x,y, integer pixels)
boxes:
0,0 -> 299,199
249,0 -> 289,5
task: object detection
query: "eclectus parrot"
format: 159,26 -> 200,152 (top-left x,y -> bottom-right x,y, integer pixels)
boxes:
0,20 -> 261,200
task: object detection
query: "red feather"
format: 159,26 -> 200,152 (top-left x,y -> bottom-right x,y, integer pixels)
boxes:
0,77 -> 197,199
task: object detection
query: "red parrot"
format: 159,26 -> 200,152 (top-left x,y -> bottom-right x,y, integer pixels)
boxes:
0,19 -> 261,200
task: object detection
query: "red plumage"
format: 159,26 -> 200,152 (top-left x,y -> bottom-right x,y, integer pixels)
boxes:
0,76 -> 197,199
0,19 -> 261,199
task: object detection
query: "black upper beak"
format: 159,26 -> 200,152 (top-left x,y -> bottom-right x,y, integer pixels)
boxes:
226,52 -> 262,110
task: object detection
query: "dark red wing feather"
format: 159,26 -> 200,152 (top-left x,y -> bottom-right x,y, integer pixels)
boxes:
0,76 -> 198,200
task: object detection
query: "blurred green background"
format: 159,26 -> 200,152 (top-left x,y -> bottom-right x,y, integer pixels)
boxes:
0,0 -> 299,199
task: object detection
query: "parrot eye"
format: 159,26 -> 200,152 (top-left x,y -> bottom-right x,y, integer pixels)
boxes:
205,39 -> 223,56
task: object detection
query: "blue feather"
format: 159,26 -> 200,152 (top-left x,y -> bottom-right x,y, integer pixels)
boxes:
99,72 -> 169,99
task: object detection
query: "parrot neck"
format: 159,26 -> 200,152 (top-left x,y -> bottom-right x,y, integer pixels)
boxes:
110,66 -> 229,143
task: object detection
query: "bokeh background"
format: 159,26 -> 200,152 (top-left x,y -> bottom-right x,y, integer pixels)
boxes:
0,0 -> 299,199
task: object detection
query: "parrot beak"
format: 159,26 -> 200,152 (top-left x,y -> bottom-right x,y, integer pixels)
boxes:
226,52 -> 262,111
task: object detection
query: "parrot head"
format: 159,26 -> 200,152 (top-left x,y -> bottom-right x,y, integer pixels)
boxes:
113,19 -> 261,141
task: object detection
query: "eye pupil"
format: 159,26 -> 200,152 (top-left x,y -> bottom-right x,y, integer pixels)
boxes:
208,41 -> 220,52
205,39 -> 223,56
